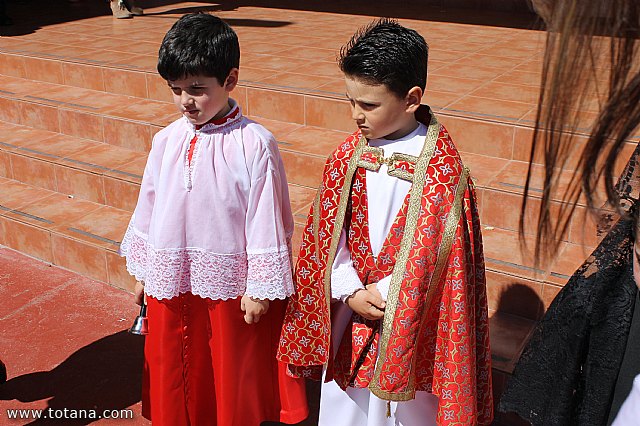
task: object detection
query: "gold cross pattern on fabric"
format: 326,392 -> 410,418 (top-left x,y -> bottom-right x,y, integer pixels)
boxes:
356,145 -> 418,182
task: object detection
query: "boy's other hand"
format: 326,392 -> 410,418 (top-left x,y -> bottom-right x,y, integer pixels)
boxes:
366,283 -> 383,301
345,289 -> 385,320
134,281 -> 146,306
241,295 -> 270,324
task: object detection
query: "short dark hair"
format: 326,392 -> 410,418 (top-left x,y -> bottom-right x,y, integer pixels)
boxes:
338,18 -> 428,98
157,13 -> 240,84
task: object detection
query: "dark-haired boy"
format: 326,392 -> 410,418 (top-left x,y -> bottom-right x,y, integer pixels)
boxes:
279,19 -> 492,425
120,13 -> 308,426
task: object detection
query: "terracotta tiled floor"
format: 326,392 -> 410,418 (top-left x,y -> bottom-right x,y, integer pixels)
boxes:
0,0 -> 551,127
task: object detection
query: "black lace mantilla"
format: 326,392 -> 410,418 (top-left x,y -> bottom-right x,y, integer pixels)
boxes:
498,209 -> 638,425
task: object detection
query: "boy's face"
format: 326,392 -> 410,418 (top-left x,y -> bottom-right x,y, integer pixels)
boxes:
345,76 -> 421,140
168,71 -> 238,126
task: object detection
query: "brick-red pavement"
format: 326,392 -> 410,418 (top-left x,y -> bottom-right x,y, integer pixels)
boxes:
0,247 -> 148,425
0,247 -> 320,425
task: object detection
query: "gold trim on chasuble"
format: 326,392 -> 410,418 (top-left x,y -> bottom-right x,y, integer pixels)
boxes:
408,167 -> 469,395
368,115 -> 470,402
312,187 -> 322,259
320,137 -> 368,308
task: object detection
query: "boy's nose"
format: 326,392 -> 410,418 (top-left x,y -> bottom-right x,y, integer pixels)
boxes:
181,93 -> 194,106
351,108 -> 364,122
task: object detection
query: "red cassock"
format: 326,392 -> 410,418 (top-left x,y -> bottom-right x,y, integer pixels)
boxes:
143,293 -> 308,426
278,106 -> 493,425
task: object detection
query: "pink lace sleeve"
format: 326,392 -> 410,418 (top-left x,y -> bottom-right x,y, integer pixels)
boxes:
244,137 -> 295,300
119,218 -> 149,282
245,246 -> 294,300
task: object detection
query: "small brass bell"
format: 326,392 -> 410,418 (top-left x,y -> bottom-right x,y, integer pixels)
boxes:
129,303 -> 148,335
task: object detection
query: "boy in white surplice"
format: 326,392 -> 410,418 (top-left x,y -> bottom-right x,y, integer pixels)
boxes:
119,12 -> 307,426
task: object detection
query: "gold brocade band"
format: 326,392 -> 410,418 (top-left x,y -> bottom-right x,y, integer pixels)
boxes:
387,153 -> 417,182
312,184 -> 322,258
357,146 -> 384,172
406,167 -> 470,398
322,137 -> 368,308
369,112 -> 441,402
427,167 -> 469,303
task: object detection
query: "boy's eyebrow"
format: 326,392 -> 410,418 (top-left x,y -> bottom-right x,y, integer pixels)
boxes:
346,94 -> 380,105
167,82 -> 208,89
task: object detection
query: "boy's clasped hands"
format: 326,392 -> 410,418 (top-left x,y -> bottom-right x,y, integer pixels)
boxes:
345,283 -> 386,320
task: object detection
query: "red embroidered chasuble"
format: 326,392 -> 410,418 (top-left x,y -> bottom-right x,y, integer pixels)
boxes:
278,106 -> 493,425
329,165 -> 409,389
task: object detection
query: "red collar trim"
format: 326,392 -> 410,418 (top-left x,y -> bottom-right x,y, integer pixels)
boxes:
195,102 -> 241,130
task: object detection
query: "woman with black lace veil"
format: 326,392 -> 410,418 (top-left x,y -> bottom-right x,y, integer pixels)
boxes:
497,0 -> 640,425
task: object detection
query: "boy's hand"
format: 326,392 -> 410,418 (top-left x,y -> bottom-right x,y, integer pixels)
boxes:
345,289 -> 385,320
241,295 -> 270,324
134,281 -> 146,306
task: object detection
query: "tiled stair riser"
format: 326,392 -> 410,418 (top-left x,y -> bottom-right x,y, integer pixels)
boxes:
0,53 -> 545,160
0,71 -> 603,309
0,51 -> 612,385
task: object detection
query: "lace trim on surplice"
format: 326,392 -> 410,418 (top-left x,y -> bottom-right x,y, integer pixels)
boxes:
119,220 -> 294,301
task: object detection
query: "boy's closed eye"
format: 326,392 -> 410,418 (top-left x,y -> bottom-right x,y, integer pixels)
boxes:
187,86 -> 206,94
168,85 -> 206,96
358,101 -> 378,111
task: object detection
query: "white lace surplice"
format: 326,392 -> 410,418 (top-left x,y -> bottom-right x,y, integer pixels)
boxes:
119,100 -> 295,301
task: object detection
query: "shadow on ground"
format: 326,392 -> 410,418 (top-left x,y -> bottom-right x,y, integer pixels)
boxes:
0,0 -> 290,36
0,330 -> 144,425
219,0 -> 544,30
1,0 -> 543,37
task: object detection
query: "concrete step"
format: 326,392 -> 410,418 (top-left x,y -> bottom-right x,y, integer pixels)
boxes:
0,68 -> 596,330
0,177 -> 315,291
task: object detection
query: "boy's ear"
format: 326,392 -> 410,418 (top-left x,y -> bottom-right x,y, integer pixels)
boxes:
405,86 -> 423,113
224,68 -> 239,92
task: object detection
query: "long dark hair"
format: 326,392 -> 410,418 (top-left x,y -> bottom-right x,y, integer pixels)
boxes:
521,0 -> 640,266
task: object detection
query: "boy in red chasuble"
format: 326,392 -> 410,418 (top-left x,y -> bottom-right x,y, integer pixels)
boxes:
278,18 -> 493,426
